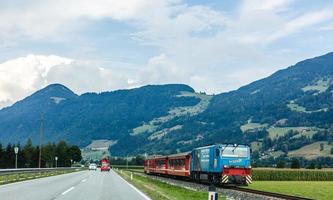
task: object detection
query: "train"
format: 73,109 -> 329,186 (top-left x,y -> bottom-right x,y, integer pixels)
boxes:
144,144 -> 252,185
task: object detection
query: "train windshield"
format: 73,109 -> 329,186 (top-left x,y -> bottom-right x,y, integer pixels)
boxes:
221,146 -> 248,158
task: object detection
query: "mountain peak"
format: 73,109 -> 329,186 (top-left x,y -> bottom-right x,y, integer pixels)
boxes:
36,83 -> 77,98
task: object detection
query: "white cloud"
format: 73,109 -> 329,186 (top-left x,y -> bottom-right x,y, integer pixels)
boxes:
1,0 -> 333,106
0,55 -> 71,107
0,54 -> 133,108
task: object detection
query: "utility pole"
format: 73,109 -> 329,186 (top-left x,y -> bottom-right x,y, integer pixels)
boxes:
126,155 -> 128,170
38,113 -> 44,168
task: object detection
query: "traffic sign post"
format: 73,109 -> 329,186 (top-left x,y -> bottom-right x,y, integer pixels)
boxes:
208,185 -> 218,200
14,147 -> 19,169
55,156 -> 58,168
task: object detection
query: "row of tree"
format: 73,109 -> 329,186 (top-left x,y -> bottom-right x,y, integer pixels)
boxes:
0,139 -> 82,168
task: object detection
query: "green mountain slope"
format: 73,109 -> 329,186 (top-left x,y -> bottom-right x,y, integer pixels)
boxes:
0,52 -> 333,158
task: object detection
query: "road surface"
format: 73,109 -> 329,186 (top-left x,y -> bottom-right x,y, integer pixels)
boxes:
0,169 -> 150,200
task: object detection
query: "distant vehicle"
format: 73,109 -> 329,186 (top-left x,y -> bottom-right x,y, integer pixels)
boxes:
101,158 -> 111,172
88,163 -> 97,171
144,144 -> 252,185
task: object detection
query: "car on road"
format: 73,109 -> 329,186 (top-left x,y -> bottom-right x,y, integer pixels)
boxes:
101,158 -> 110,172
89,163 -> 97,171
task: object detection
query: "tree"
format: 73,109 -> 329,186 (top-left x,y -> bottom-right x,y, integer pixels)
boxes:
276,160 -> 285,168
67,145 -> 82,163
0,143 -> 3,168
56,140 -> 70,167
43,142 -> 56,167
3,144 -> 15,168
320,143 -> 324,151
291,158 -> 300,169
23,139 -> 35,168
330,147 -> 333,155
307,162 -> 315,169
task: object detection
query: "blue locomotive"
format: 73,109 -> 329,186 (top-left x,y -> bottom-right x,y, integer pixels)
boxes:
191,144 -> 252,185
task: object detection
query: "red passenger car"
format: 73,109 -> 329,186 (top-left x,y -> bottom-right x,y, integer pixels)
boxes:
144,152 -> 191,178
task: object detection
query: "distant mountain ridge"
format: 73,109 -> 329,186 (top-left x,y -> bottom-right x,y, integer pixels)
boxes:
0,52 -> 333,159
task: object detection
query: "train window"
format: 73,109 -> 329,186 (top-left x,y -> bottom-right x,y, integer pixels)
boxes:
215,149 -> 220,157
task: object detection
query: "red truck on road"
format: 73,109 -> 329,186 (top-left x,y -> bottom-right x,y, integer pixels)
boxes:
101,158 -> 111,172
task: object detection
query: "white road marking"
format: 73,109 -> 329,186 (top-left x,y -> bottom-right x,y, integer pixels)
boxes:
61,186 -> 75,195
81,179 -> 87,183
114,171 -> 152,200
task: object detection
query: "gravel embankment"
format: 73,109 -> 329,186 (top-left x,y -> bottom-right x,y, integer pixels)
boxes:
129,171 -> 283,200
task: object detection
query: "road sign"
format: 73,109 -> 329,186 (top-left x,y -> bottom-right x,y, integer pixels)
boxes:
14,147 -> 19,154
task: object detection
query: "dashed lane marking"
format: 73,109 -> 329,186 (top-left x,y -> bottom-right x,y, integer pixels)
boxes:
61,186 -> 75,195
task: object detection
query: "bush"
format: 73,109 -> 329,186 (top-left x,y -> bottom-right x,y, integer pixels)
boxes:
291,158 -> 300,169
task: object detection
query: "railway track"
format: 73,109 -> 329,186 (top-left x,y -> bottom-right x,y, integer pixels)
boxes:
121,169 -> 314,200
227,187 -> 314,200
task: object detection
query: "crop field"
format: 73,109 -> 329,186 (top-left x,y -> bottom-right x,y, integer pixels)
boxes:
247,181 -> 333,200
252,168 -> 333,181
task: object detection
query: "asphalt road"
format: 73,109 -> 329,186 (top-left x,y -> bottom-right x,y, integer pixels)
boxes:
0,169 -> 151,200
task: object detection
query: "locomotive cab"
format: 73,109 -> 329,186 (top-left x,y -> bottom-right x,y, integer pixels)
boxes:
191,144 -> 252,185
220,144 -> 252,185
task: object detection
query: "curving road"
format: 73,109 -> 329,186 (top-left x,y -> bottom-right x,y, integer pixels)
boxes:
0,169 -> 150,200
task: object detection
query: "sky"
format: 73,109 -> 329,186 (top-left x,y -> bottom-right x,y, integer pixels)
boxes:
1,0 -> 333,108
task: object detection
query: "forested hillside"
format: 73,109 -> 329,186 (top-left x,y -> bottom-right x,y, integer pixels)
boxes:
0,52 -> 333,163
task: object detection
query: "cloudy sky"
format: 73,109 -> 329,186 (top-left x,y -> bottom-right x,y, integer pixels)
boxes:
1,0 -> 333,108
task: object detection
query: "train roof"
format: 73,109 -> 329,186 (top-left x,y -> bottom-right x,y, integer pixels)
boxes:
146,151 -> 191,160
194,143 -> 249,150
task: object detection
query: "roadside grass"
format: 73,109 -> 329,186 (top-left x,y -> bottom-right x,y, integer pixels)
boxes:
247,181 -> 333,200
0,169 -> 83,185
116,170 -> 224,200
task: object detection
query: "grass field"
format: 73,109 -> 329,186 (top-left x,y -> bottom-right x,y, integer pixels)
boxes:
247,181 -> 333,200
267,127 -> 317,139
288,141 -> 333,159
240,123 -> 268,133
302,79 -> 331,93
116,170 -> 223,200
287,101 -> 328,113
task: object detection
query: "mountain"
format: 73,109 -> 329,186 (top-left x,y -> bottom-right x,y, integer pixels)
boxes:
0,84 -> 199,148
0,52 -> 333,160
